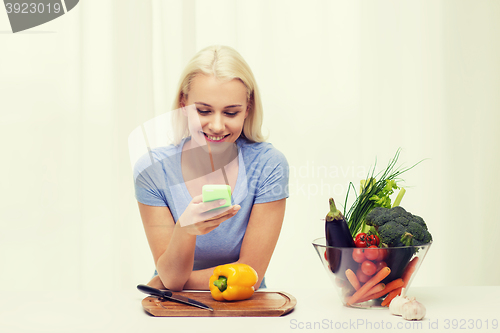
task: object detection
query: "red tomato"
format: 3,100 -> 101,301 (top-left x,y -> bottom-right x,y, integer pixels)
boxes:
356,268 -> 370,283
366,234 -> 380,246
376,261 -> 388,272
361,260 -> 377,276
352,248 -> 365,263
376,248 -> 388,262
364,245 -> 379,261
354,233 -> 367,248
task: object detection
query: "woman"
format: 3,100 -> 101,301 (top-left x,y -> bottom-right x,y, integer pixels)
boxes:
134,45 -> 288,291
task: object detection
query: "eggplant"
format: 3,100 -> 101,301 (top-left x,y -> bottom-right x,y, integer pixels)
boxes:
325,198 -> 356,277
325,198 -> 356,248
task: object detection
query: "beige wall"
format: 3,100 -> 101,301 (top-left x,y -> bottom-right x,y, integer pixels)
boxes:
1,0 -> 499,291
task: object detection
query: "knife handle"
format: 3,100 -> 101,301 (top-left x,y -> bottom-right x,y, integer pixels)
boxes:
137,284 -> 172,298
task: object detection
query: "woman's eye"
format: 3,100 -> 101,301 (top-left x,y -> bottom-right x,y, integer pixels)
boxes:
196,109 -> 210,115
225,112 -> 239,117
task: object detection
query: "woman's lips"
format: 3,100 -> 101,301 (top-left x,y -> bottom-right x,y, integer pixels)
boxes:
203,132 -> 229,142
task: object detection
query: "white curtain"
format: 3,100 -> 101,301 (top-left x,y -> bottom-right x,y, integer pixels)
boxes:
1,0 -> 499,292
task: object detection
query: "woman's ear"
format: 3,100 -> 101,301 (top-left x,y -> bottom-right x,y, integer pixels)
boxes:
244,99 -> 251,119
180,93 -> 187,115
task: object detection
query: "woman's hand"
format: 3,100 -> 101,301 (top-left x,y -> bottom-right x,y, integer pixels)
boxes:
178,194 -> 240,235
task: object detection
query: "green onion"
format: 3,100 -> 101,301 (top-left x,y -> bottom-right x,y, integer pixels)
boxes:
343,148 -> 424,237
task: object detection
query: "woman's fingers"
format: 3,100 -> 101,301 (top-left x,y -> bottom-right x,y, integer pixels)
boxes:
204,204 -> 240,221
180,195 -> 240,233
200,212 -> 233,227
181,196 -> 231,226
191,206 -> 239,233
198,199 -> 230,214
191,194 -> 204,204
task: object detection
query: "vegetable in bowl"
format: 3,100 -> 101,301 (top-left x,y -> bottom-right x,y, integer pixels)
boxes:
363,205 -> 433,285
344,148 -> 424,237
319,149 -> 434,308
365,206 -> 433,247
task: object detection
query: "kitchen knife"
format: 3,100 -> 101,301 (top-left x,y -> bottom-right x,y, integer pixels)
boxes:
137,284 -> 214,311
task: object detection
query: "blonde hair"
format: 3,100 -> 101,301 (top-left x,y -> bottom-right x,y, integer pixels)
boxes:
172,45 -> 266,145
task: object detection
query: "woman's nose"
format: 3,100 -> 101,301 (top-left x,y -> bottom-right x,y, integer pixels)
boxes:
209,114 -> 225,133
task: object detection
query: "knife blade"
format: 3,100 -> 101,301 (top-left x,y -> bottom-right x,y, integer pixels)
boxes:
137,284 -> 214,311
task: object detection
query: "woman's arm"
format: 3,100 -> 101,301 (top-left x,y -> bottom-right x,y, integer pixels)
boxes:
138,203 -> 193,291
182,198 -> 287,290
138,200 -> 240,291
237,198 -> 286,289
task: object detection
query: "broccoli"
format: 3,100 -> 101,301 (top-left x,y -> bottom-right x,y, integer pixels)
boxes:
389,206 -> 407,216
406,221 -> 424,240
365,207 -> 392,227
393,215 -> 411,227
412,215 -> 428,230
378,221 -> 408,247
365,206 -> 432,247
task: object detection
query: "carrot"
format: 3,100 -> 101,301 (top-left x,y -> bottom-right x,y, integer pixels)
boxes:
381,286 -> 403,307
356,283 -> 385,301
380,278 -> 403,293
347,267 -> 391,305
401,257 -> 419,288
380,257 -> 420,307
356,278 -> 403,303
345,269 -> 361,291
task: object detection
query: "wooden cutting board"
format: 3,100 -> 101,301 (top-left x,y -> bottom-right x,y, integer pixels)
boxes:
141,291 -> 296,317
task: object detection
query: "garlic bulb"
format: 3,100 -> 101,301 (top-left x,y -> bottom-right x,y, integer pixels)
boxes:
389,288 -> 411,316
401,299 -> 426,321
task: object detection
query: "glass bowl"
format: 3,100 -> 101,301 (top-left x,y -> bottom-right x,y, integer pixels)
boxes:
312,237 -> 431,309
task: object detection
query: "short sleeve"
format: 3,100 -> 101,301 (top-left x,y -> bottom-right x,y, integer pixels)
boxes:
133,152 -> 168,207
253,148 -> 289,204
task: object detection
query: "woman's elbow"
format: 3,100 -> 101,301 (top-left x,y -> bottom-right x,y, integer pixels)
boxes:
254,279 -> 265,291
149,274 -> 186,292
161,282 -> 185,292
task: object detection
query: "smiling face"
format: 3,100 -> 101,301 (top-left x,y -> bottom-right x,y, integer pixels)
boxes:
181,74 -> 249,147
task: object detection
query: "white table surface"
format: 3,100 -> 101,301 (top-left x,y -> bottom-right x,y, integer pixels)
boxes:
0,286 -> 498,333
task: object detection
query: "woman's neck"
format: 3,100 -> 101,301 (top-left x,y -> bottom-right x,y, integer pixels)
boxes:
181,138 -> 239,184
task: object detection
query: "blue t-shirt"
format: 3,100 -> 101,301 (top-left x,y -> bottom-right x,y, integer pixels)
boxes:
133,137 -> 289,288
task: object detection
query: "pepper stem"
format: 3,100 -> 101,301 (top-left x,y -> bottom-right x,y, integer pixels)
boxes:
213,276 -> 228,292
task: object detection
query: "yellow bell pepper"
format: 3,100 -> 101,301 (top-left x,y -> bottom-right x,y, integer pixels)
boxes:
209,263 -> 258,301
